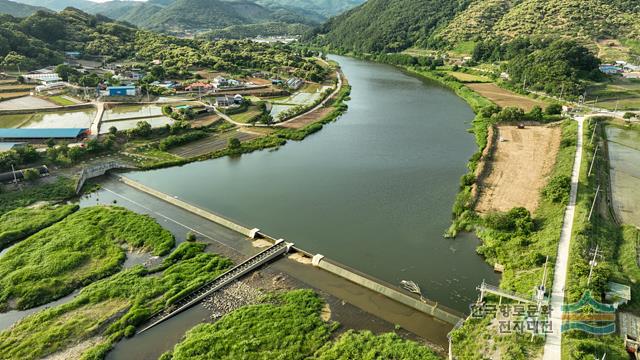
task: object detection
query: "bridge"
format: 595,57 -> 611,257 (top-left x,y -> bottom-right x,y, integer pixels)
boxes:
75,161 -> 135,194
138,239 -> 293,333
477,280 -> 540,305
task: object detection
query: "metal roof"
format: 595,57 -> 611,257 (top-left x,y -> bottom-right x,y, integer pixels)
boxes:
0,128 -> 87,139
0,142 -> 25,151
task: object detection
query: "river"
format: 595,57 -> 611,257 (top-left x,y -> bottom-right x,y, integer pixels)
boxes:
126,55 -> 499,312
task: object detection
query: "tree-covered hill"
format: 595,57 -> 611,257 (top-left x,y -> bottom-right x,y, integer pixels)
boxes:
0,8 -> 136,68
256,0 -> 365,18
0,0 -> 48,17
313,0 -> 640,53
313,0 -> 471,53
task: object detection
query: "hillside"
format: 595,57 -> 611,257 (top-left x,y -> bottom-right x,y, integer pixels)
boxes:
0,8 -> 136,68
314,0 -> 472,53
0,0 -> 47,17
314,0 -> 640,53
9,0 -> 94,11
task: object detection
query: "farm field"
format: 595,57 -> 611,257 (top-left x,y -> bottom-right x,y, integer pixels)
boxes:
447,71 -> 491,83
169,131 -> 257,158
229,105 -> 263,123
606,125 -> 640,227
476,124 -> 562,213
586,79 -> 640,111
0,96 -> 58,110
467,83 -> 547,111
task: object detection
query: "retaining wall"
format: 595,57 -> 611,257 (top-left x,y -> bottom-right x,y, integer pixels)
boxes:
116,175 -> 255,237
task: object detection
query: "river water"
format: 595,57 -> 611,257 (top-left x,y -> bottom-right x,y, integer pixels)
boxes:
126,55 -> 499,311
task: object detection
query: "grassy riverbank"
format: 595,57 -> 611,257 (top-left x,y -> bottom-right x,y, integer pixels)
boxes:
0,242 -> 232,360
0,177 -> 75,215
0,206 -> 175,311
0,203 -> 78,250
161,289 -> 440,360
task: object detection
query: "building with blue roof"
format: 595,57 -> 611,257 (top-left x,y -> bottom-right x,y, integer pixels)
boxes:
0,128 -> 88,142
107,86 -> 138,97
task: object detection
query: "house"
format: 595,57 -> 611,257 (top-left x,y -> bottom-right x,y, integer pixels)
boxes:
213,76 -> 228,88
185,82 -> 213,92
64,51 -> 81,59
107,86 -> 138,97
599,65 -> 623,75
0,128 -> 88,142
233,94 -> 243,104
271,79 -> 284,85
35,82 -> 66,93
216,95 -> 236,107
286,77 -> 304,90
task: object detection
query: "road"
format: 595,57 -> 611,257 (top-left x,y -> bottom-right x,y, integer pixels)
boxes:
542,117 -> 584,359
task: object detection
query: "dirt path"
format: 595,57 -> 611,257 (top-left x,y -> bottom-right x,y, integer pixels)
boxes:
476,124 -> 562,213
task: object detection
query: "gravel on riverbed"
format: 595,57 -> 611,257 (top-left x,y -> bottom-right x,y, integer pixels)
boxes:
203,281 -> 263,320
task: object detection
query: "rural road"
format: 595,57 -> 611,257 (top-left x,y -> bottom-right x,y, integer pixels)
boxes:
542,117 -> 584,359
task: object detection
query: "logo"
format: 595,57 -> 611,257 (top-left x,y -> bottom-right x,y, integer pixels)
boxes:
561,291 -> 616,335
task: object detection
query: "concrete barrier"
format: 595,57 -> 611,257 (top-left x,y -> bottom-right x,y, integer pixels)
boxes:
116,175 -> 255,237
314,256 -> 464,325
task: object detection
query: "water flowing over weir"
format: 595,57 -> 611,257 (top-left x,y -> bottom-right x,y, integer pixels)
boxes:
127,55 -> 499,312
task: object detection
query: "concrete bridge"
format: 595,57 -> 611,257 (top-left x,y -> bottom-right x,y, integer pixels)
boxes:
75,161 -> 134,194
138,239 -> 293,333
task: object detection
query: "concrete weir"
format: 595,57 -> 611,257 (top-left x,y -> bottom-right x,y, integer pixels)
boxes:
114,174 -> 464,326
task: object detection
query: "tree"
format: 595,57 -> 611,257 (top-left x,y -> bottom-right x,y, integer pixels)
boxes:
495,107 -> 525,122
623,112 -> 636,120
545,103 -> 563,115
55,64 -> 78,82
527,106 -> 544,122
2,52 -> 27,71
228,137 -> 241,150
186,232 -> 196,242
109,126 -> 118,135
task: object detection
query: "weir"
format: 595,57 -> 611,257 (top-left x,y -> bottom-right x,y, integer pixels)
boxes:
113,174 -> 465,326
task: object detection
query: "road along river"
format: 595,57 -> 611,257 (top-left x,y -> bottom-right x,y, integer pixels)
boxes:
126,55 -> 499,312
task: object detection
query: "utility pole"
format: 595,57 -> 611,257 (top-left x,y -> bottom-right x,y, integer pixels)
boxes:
587,244 -> 603,286
559,83 -> 565,101
590,122 -> 598,145
587,185 -> 601,222
588,145 -> 599,177
522,74 -> 527,92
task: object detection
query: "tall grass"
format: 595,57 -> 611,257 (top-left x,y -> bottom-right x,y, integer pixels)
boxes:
0,204 -> 78,250
0,206 -> 175,311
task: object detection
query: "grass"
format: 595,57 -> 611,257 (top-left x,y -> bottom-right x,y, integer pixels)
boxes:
162,290 -> 337,360
0,204 -> 78,250
314,330 -> 440,360
161,289 -> 440,360
0,206 -> 175,311
446,71 -> 492,83
47,95 -> 76,106
229,105 -> 263,123
586,79 -> 640,111
0,177 -> 76,216
0,242 -> 232,360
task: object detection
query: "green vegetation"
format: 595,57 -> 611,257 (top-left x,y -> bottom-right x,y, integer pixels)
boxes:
203,22 -> 312,40
229,105 -> 264,124
0,177 -> 75,215
46,95 -> 76,106
162,289 -> 440,360
163,290 -> 336,360
0,242 -> 233,360
0,206 -> 174,311
314,330 -> 440,360
0,203 -> 78,250
158,131 -> 208,151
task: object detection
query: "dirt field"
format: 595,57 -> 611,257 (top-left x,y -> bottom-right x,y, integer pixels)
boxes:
467,83 -> 547,111
475,124 -> 562,213
0,95 -> 58,110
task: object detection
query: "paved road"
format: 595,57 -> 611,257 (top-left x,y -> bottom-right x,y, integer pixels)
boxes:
89,102 -> 104,138
542,117 -> 584,359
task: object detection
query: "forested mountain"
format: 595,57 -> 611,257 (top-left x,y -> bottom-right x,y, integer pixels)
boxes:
0,8 -> 136,68
313,0 -> 640,53
7,0 -> 350,36
0,0 -> 47,17
9,0 -> 94,11
256,0 -> 365,18
313,0 -> 472,53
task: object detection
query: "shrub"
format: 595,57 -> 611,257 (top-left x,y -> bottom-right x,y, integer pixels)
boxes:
186,232 -> 196,242
543,175 -> 571,203
227,137 -> 241,150
22,168 -> 40,182
546,103 -> 563,115
484,207 -> 534,235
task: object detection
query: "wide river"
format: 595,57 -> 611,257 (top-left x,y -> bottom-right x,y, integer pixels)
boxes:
128,55 -> 498,311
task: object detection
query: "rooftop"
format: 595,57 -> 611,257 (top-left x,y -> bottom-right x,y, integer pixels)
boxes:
0,128 -> 87,139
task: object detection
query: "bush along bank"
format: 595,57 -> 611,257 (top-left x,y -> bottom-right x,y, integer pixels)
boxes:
0,203 -> 78,251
